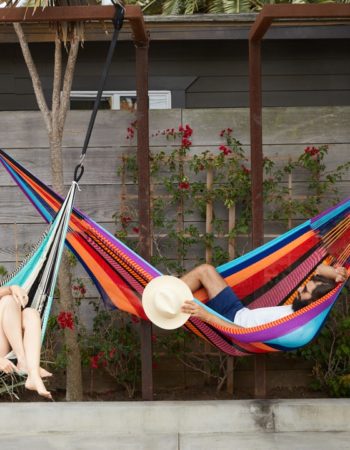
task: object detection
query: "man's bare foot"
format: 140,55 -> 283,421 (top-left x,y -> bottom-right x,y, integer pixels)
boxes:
25,373 -> 52,400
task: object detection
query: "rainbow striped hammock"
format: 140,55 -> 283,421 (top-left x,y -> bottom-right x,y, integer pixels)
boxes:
0,148 -> 349,357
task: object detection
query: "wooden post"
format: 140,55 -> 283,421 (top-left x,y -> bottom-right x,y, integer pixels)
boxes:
226,205 -> 236,394
135,40 -> 153,401
206,168 -> 214,264
249,37 -> 266,399
288,170 -> 293,230
204,168 -> 214,380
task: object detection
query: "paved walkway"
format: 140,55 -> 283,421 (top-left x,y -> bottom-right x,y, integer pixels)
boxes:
0,399 -> 349,450
1,431 -> 350,450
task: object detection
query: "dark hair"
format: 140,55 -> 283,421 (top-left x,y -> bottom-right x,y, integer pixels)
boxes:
292,275 -> 336,312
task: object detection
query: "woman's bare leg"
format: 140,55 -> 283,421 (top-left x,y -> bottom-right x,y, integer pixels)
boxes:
0,295 -> 26,368
21,308 -> 51,399
181,264 -> 227,299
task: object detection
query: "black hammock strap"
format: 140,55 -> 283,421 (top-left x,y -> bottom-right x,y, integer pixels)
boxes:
74,1 -> 125,183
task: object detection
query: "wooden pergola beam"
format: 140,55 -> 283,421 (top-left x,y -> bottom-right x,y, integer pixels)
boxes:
250,4 -> 350,41
0,5 -> 148,44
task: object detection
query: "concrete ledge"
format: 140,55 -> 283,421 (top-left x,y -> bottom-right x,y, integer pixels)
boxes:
0,399 -> 349,435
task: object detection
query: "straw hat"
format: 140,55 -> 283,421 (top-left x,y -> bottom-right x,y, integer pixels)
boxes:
142,275 -> 193,329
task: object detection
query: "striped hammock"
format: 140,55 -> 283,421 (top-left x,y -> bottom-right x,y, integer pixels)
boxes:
1,180 -> 77,362
0,148 -> 349,356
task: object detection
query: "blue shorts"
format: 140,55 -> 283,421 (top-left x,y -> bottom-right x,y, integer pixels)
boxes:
206,286 -> 244,322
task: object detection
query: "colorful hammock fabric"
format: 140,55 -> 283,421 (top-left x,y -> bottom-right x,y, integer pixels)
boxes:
2,180 -> 77,360
0,148 -> 349,357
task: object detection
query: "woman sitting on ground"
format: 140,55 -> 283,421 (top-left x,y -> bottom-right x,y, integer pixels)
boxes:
0,285 -> 52,399
181,263 -> 348,328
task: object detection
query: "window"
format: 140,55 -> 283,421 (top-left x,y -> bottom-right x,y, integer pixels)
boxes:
70,91 -> 172,110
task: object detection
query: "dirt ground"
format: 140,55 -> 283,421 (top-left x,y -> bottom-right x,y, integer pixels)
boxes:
0,383 -> 329,403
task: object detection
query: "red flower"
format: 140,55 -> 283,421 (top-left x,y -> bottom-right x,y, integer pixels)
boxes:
304,146 -> 319,156
151,334 -> 157,343
109,348 -> 117,359
179,124 -> 193,139
220,128 -> 233,137
178,181 -> 190,190
241,165 -> 251,175
219,145 -> 232,156
132,227 -> 139,234
57,311 -> 74,330
131,315 -> 140,324
121,215 -> 132,225
181,137 -> 192,149
90,355 -> 99,369
126,127 -> 135,140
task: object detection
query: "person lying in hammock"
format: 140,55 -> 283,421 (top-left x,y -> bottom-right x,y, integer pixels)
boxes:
180,263 -> 348,328
0,285 -> 52,399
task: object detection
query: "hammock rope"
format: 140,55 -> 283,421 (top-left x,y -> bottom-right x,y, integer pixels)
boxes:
74,2 -> 125,182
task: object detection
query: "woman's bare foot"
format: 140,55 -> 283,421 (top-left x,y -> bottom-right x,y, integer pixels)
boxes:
16,362 -> 52,378
39,367 -> 52,378
25,372 -> 52,400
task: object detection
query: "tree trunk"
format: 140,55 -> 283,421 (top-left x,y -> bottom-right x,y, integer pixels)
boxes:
13,23 -> 83,401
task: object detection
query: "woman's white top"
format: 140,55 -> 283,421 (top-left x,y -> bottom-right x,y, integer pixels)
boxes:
234,305 -> 294,328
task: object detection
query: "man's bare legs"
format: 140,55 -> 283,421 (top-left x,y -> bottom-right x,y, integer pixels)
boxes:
181,264 -> 227,299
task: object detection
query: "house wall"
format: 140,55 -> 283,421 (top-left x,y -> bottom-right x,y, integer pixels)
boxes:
0,39 -> 350,110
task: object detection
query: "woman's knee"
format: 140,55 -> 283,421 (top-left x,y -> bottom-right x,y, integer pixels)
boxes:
22,307 -> 40,326
0,295 -> 20,311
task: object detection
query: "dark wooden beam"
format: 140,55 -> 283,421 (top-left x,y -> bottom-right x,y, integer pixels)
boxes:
136,39 -> 153,400
250,4 -> 350,41
0,5 -> 148,44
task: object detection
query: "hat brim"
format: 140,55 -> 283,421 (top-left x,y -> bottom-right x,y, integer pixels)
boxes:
142,276 -> 192,330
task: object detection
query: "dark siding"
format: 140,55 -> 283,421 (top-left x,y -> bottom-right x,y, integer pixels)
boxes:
0,39 -> 349,110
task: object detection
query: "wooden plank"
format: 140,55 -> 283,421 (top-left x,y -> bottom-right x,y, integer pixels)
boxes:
188,74 -> 350,93
0,221 -> 115,263
186,90 -> 350,108
0,74 -> 14,93
183,107 -> 350,145
0,185 -> 123,223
